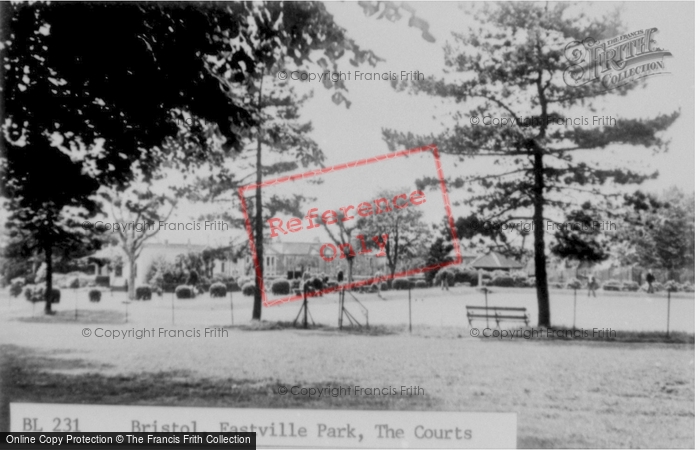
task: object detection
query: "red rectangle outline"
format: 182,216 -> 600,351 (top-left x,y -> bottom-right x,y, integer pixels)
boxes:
237,144 -> 462,307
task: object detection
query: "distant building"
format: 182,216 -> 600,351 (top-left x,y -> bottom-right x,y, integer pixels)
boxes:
235,241 -> 388,280
468,251 -> 524,272
87,241 -> 234,287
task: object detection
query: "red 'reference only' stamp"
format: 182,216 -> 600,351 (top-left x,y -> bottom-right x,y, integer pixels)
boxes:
238,144 -> 462,307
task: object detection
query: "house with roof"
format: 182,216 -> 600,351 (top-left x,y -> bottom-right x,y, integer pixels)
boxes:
467,251 -> 525,272
237,241 -> 388,280
86,240 -> 235,288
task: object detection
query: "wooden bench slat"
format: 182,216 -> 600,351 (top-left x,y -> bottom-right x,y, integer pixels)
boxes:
467,314 -> 528,319
466,306 -> 527,311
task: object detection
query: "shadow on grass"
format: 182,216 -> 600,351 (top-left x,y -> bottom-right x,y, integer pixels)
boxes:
16,309 -> 125,325
232,320 -> 328,332
0,344 -> 439,426
229,321 -> 403,336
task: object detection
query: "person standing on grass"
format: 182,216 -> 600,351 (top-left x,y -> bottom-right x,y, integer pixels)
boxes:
646,272 -> 656,293
440,271 -> 449,291
587,274 -> 597,297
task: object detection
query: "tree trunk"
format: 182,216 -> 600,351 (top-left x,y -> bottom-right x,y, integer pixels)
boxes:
128,257 -> 137,300
252,76 -> 264,321
43,243 -> 53,314
533,148 -> 551,327
347,258 -> 354,284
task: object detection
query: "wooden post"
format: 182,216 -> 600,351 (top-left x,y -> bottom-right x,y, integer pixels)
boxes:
302,285 -> 308,329
229,289 -> 234,326
666,289 -> 671,338
408,285 -> 412,333
484,288 -> 490,328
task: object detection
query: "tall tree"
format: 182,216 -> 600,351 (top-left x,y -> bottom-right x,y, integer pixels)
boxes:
318,210 -> 363,284
102,177 -> 175,300
0,2 -> 257,312
382,3 -> 678,326
187,2 -> 380,320
550,202 -> 610,276
358,188 -> 432,278
615,188 -> 694,281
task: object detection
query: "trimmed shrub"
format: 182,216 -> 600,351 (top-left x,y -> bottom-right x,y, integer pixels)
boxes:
89,289 -> 102,302
602,280 -> 622,291
663,280 -> 681,292
311,277 -> 324,291
135,286 -> 152,300
271,279 -> 291,295
242,283 -> 256,296
489,276 -> 516,287
566,279 -> 583,289
9,279 -> 24,297
175,285 -> 196,299
391,278 -> 411,290
380,282 -> 389,291
24,285 -> 60,303
415,280 -> 428,288
622,281 -> 640,292
209,282 -> 227,298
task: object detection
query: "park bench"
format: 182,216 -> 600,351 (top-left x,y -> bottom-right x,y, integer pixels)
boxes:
466,305 -> 530,328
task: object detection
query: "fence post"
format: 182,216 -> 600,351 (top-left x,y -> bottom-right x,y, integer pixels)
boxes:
573,287 -> 577,328
408,285 -> 412,334
666,289 -> 671,338
229,289 -> 234,326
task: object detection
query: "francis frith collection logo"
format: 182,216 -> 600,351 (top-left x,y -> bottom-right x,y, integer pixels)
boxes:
564,27 -> 672,91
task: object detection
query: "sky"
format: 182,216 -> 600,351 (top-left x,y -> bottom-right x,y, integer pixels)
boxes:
221,1 -> 695,248
1,2 -> 694,248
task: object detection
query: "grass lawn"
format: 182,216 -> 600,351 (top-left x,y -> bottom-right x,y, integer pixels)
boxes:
0,288 -> 694,447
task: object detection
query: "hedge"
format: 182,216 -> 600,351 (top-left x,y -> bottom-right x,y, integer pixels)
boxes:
175,285 -> 196,299
414,280 -> 428,288
135,286 -> 152,300
454,270 -> 478,286
380,282 -> 389,291
242,283 -> 256,296
24,285 -> 60,303
271,279 -> 291,295
392,278 -> 411,290
9,280 -> 23,298
209,282 -> 227,298
489,276 -> 516,287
